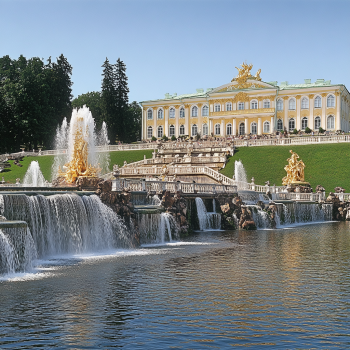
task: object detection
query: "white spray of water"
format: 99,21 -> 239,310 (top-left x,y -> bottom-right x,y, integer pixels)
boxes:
23,161 -> 47,187
234,160 -> 249,190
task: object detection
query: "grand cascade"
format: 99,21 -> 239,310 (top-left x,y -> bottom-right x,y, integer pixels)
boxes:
140,63 -> 350,140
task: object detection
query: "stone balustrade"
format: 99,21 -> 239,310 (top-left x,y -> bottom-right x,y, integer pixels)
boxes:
272,192 -> 325,202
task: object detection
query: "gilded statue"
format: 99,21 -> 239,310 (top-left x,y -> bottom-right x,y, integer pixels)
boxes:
231,62 -> 262,88
282,150 -> 306,185
58,125 -> 100,184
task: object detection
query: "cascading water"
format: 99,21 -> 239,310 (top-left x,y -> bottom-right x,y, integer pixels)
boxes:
22,161 -> 47,187
51,106 -> 110,180
138,212 -> 179,244
195,198 -> 221,231
0,226 -> 36,274
0,193 -> 130,258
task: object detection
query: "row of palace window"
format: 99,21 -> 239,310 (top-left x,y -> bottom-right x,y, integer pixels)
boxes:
276,95 -> 335,111
147,95 -> 337,120
147,115 -> 336,138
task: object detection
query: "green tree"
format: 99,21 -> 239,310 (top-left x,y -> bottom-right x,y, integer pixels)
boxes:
125,101 -> 142,142
114,58 -> 129,142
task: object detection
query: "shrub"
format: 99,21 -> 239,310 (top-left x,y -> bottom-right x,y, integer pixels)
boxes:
292,129 -> 298,134
171,135 -> 176,141
304,127 -> 312,134
319,127 -> 325,134
162,135 -> 169,141
151,136 -> 157,142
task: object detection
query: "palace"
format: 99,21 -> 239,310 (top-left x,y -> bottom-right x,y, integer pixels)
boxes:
140,63 -> 350,140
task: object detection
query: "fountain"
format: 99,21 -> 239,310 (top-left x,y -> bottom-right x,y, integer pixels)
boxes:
22,161 -> 47,187
52,106 -> 110,184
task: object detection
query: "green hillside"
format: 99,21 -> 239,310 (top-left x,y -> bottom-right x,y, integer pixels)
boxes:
221,143 -> 350,193
1,150 -> 153,184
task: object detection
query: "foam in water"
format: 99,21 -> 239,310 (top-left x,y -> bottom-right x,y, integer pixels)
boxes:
22,161 -> 47,187
195,198 -> 221,231
138,212 -> 179,244
51,106 -> 110,180
1,193 -> 130,259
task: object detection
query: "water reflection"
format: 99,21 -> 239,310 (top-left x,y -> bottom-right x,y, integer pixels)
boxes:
0,223 -> 350,348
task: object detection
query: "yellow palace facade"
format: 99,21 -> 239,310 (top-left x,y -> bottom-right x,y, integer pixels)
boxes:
140,63 -> 350,140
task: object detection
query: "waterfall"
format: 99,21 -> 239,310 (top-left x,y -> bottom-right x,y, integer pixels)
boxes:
23,161 -> 47,187
234,160 -> 249,190
151,195 -> 161,206
247,205 -> 273,229
138,212 -> 179,244
0,226 -> 36,274
0,193 -> 130,258
96,121 -> 111,175
276,202 -> 333,227
195,197 -> 221,231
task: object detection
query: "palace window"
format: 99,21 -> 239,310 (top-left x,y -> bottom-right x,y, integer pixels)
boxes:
301,117 -> 308,129
277,119 -> 283,131
169,125 -> 175,136
157,125 -> 163,138
263,121 -> 270,133
239,122 -> 245,135
147,109 -> 153,120
289,98 -> 296,110
327,115 -> 335,129
263,100 -> 270,108
314,96 -> 322,108
192,124 -> 198,136
226,102 -> 232,111
251,100 -> 258,109
202,123 -> 208,135
169,108 -> 175,119
277,99 -> 283,111
251,122 -> 257,134
314,116 -> 321,129
238,102 -> 245,110
179,124 -> 185,135
289,118 -> 295,131
215,123 -> 221,135
226,123 -> 232,135
147,126 -> 153,138
215,104 -> 221,112
180,107 -> 185,118
202,105 -> 209,116
158,109 -> 163,119
191,106 -> 198,117
327,95 -> 335,107
301,97 -> 309,109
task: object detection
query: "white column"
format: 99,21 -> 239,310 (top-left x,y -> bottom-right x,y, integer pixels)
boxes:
271,116 -> 274,133
296,98 -> 301,130
185,105 -> 189,135
210,119 -> 213,135
258,117 -> 262,135
309,97 -> 314,130
175,108 -> 179,137
244,118 -> 248,135
153,108 -> 157,137
284,99 -> 288,132
336,94 -> 341,131
221,120 -> 225,136
164,107 -> 168,137
141,107 -> 144,140
322,95 -> 327,129
232,118 -> 237,136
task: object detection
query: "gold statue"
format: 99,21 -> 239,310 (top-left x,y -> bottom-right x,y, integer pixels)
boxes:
282,150 -> 306,185
58,123 -> 100,184
231,62 -> 262,87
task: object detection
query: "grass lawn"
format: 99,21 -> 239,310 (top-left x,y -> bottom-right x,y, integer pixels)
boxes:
1,150 -> 153,184
221,143 -> 350,193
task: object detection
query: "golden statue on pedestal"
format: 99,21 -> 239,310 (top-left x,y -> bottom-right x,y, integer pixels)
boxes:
58,123 -> 100,184
282,150 -> 306,186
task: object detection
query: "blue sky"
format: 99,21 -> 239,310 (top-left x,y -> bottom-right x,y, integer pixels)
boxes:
1,0 -> 349,103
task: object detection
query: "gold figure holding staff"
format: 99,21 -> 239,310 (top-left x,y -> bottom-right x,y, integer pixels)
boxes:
282,150 -> 306,186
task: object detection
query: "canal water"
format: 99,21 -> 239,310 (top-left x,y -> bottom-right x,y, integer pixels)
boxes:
1,222 -> 350,349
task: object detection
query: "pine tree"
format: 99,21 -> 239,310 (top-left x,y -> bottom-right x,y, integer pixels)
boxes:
114,58 -> 129,142
101,58 -> 116,140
